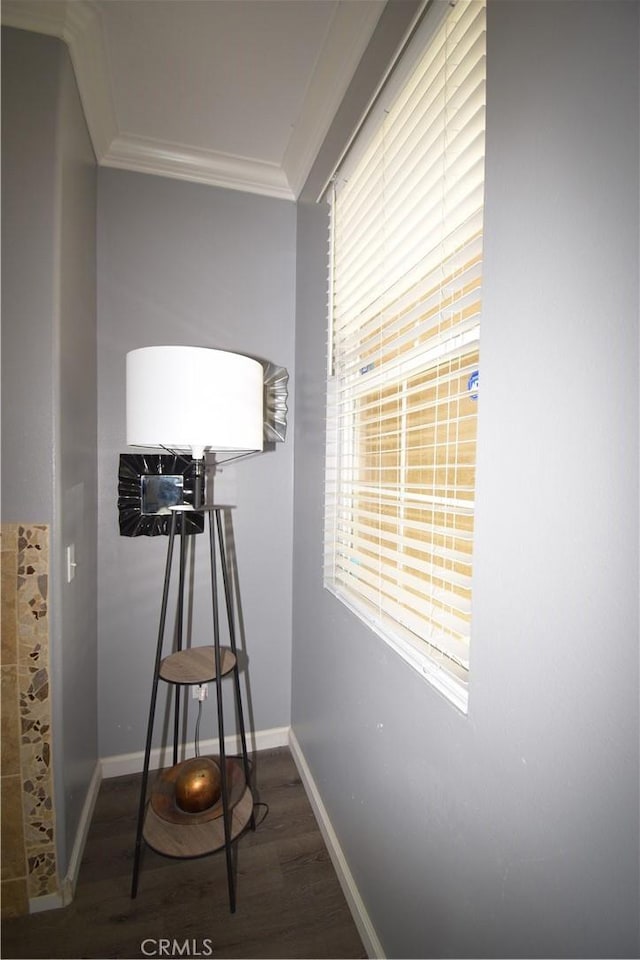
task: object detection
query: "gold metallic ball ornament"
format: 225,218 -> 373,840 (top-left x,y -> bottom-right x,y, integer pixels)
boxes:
174,758 -> 221,813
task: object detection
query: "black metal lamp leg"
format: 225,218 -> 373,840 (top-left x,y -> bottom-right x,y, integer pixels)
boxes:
131,510 -> 178,899
172,521 -> 188,765
209,510 -> 236,914
216,509 -> 255,830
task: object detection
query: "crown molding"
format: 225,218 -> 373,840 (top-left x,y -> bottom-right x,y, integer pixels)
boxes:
102,135 -> 295,201
282,0 -> 385,198
1,0 -> 68,38
1,0 -> 378,201
61,0 -> 118,159
1,0 -> 118,160
1,0 -> 295,197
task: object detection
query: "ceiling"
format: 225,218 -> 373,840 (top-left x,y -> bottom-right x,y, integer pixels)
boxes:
1,0 -> 385,200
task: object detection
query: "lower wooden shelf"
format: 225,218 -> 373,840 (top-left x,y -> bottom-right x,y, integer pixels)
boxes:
143,781 -> 254,859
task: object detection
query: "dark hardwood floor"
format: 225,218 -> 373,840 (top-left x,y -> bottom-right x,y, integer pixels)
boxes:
2,748 -> 367,960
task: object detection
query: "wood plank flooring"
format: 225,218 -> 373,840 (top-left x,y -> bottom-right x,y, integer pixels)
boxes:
2,748 -> 367,960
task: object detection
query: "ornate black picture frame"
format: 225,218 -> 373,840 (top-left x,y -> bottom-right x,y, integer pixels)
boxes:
118,454 -> 204,537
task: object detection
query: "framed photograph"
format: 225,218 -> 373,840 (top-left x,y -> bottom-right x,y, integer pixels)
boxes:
118,454 -> 204,537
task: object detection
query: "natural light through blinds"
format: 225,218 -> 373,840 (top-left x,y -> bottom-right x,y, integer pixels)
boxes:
324,0 -> 486,709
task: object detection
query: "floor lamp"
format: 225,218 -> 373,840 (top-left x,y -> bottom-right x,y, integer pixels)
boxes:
125,345 -> 264,912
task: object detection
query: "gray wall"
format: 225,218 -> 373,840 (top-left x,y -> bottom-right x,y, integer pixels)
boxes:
1,28 -> 58,523
97,169 -> 295,760
56,38 -> 99,871
1,26 -> 98,878
292,2 -> 640,958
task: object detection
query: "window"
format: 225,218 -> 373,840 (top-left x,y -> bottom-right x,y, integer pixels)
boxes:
324,0 -> 486,711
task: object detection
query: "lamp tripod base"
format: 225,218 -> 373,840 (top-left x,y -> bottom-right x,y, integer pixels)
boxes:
130,505 -> 255,913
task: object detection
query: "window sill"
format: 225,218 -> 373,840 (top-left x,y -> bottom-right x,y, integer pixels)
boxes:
325,582 -> 469,715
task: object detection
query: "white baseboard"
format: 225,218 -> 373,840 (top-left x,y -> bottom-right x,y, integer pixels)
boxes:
29,759 -> 102,914
100,725 -> 290,779
288,728 -> 385,960
29,891 -> 65,914
63,760 -> 102,905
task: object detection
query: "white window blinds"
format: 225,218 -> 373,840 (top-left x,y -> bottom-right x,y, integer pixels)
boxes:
324,0 -> 486,708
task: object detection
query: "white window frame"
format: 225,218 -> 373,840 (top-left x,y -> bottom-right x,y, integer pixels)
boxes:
323,0 -> 486,713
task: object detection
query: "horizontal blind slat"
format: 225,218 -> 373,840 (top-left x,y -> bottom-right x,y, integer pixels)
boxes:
324,0 -> 485,688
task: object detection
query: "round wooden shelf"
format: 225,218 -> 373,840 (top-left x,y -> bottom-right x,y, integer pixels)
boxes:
159,646 -> 236,684
143,783 -> 254,859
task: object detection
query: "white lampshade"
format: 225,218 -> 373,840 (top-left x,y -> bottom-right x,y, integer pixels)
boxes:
126,346 -> 264,458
